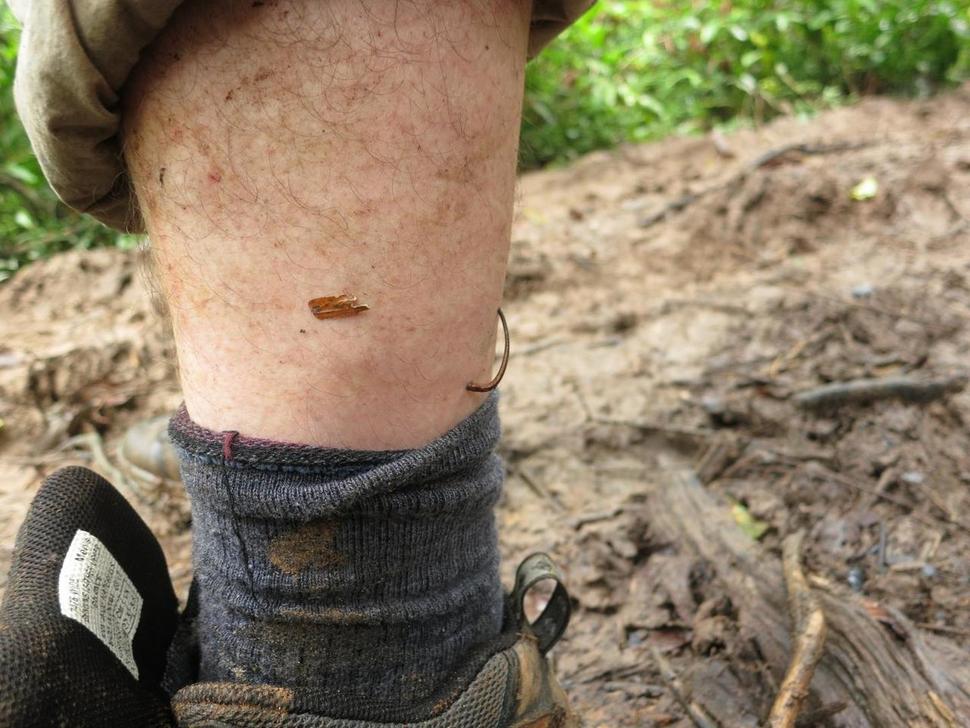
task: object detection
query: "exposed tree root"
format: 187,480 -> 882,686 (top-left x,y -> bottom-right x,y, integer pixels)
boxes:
648,469 -> 970,727
768,531 -> 827,728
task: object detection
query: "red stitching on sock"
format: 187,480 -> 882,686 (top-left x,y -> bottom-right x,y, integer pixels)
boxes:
223,431 -> 239,460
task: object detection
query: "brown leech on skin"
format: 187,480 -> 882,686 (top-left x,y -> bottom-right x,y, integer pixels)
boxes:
307,297 -> 508,392
467,308 -> 509,393
308,294 -> 369,320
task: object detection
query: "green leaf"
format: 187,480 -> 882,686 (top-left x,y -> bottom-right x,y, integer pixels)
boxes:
731,502 -> 770,541
637,93 -> 666,117
738,73 -> 758,94
750,30 -> 770,48
14,209 -> 33,229
4,163 -> 38,185
741,50 -> 762,68
700,22 -> 720,45
851,176 -> 880,201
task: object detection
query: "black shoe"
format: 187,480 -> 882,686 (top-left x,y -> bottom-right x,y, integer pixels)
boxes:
0,466 -> 180,727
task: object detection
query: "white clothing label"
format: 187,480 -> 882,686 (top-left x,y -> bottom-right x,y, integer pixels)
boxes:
58,529 -> 143,679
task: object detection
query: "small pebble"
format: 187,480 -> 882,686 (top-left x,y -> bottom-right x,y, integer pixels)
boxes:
851,282 -> 874,299
921,564 -> 937,579
901,471 -> 925,485
847,566 -> 866,592
700,394 -> 725,416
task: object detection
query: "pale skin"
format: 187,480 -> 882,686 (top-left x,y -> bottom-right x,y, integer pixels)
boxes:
124,0 -> 532,449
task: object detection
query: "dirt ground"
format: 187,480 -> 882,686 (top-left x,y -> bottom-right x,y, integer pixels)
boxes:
3,86 -> 970,726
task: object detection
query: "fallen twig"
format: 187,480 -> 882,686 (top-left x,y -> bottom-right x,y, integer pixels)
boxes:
649,645 -> 720,728
747,142 -> 872,169
510,465 -> 566,512
804,462 -> 970,534
569,507 -> 623,529
640,141 -> 873,230
793,701 -> 846,727
594,417 -> 713,439
802,291 -> 950,334
878,521 -> 888,572
694,435 -> 745,484
640,191 -> 703,228
916,623 -> 970,638
509,338 -> 570,357
768,531 -> 827,728
571,661 -> 649,684
793,374 -> 967,411
925,691 -> 961,726
654,469 -> 970,723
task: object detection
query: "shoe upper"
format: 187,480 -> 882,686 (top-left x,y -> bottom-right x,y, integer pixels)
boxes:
0,467 -> 578,728
170,553 -> 578,727
170,634 -> 578,728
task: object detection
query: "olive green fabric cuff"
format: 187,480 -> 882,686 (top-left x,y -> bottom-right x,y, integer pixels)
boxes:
13,0 -> 183,232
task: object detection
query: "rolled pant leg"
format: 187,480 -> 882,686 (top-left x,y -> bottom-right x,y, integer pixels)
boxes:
11,0 -> 183,231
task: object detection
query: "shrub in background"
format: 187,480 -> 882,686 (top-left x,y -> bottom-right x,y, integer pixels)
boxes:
0,9 -> 137,283
521,0 -> 970,167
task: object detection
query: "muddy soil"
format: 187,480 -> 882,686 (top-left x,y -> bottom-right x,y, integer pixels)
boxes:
3,86 -> 970,726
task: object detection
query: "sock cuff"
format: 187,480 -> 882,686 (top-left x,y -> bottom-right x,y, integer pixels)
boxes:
168,393 -> 502,519
170,392 -> 499,468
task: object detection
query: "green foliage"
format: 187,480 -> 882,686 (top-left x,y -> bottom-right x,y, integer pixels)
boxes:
0,8 -> 133,283
0,2 -> 969,277
521,0 -> 970,167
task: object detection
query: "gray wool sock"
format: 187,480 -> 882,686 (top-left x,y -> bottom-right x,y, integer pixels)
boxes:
168,394 -> 508,722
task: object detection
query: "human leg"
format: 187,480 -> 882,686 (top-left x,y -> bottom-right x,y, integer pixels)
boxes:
123,0 -> 530,450
122,0 -> 530,719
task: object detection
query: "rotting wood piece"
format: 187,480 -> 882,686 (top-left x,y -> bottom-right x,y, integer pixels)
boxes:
648,469 -> 970,727
768,531 -> 827,728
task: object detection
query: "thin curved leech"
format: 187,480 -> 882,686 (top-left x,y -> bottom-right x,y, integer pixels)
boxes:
467,308 -> 509,393
308,297 -> 506,391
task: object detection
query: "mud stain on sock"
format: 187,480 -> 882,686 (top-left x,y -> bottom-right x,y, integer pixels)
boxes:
269,520 -> 345,576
